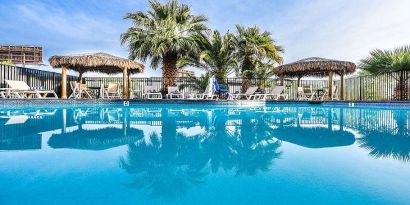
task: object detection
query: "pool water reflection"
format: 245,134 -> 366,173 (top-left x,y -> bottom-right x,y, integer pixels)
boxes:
0,104 -> 409,204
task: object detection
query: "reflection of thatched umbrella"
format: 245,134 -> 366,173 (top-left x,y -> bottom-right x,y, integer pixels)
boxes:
271,126 -> 355,148
276,57 -> 356,100
49,52 -> 144,98
48,127 -> 143,150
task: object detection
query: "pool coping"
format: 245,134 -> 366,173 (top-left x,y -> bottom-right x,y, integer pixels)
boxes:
0,99 -> 409,108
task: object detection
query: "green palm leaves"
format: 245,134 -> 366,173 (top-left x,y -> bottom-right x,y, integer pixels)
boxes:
359,45 -> 410,100
178,31 -> 237,82
121,0 -> 209,87
359,45 -> 410,74
235,25 -> 284,78
121,0 -> 284,90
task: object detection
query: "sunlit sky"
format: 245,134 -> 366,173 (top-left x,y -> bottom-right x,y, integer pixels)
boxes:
1,0 -> 409,77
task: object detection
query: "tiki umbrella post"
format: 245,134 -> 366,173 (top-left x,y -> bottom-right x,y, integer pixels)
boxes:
297,76 -> 302,87
61,66 -> 67,99
328,71 -> 333,100
127,70 -> 132,99
340,72 -> 345,100
49,52 -> 144,99
276,57 -> 356,100
78,71 -> 84,83
279,75 -> 284,86
122,67 -> 127,99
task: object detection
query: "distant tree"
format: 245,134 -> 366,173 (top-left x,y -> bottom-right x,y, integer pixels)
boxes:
121,0 -> 209,90
0,60 -> 13,65
234,25 -> 283,91
359,45 -> 410,100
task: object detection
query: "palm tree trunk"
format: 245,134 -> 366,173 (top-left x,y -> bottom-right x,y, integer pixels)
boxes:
241,57 -> 253,92
162,53 -> 178,92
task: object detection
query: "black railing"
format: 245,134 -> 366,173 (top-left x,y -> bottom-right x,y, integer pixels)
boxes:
1,64 -> 409,101
0,64 -> 78,97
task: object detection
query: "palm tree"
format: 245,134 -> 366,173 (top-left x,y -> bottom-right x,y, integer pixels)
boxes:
178,31 -> 237,82
359,45 -> 410,100
234,25 -> 283,91
254,60 -> 276,90
178,72 -> 210,93
121,0 -> 209,90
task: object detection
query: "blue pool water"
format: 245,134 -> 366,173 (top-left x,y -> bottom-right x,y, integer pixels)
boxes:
0,103 -> 409,205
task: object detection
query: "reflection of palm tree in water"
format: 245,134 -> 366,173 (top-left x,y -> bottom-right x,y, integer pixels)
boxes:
120,110 -> 208,199
202,109 -> 237,173
120,108 -> 282,198
358,110 -> 410,162
234,112 -> 281,175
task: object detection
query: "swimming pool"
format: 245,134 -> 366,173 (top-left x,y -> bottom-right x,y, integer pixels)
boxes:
0,103 -> 409,205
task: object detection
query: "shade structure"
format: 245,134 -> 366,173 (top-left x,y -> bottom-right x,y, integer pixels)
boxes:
49,52 -> 144,98
276,57 -> 356,100
271,126 -> 355,148
48,127 -> 143,150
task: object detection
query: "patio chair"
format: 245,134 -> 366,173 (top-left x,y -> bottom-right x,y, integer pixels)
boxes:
322,86 -> 339,101
255,86 -> 288,101
5,80 -> 58,99
194,83 -> 218,99
166,86 -> 184,99
69,81 -> 93,99
103,83 -> 121,99
297,86 -> 314,101
228,86 -> 258,100
214,80 -> 230,96
143,85 -> 162,99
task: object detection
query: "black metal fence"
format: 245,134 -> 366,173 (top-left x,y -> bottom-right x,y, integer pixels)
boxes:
1,64 -> 409,101
85,71 -> 409,101
0,64 -> 77,96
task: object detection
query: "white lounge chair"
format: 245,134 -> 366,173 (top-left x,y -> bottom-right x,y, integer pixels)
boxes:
143,85 -> 162,99
166,86 -> 184,99
103,83 -> 121,99
5,80 -> 58,99
228,86 -> 258,100
297,86 -> 314,101
255,86 -> 288,101
69,81 -> 93,99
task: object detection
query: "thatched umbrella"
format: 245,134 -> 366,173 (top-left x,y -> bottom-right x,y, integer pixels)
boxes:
270,126 -> 355,148
276,57 -> 356,100
48,127 -> 143,150
49,52 -> 144,99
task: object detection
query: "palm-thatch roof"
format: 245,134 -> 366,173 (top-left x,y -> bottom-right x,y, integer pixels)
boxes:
48,52 -> 144,74
276,57 -> 356,78
48,127 -> 143,150
271,126 -> 355,148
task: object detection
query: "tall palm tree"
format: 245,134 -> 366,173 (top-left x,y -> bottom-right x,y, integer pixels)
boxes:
121,0 -> 209,90
178,31 -> 237,82
359,45 -> 410,100
234,25 -> 283,91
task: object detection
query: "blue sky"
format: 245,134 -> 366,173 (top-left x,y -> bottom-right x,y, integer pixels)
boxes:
1,0 -> 410,77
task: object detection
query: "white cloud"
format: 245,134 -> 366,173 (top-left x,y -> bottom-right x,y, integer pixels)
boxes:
269,0 -> 410,63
